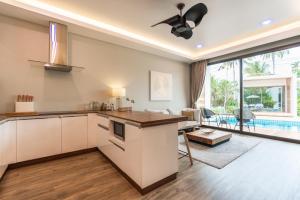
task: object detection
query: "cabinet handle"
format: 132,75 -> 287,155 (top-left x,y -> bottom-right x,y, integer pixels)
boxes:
98,124 -> 109,131
108,139 -> 125,151
60,114 -> 87,118
16,116 -> 60,120
97,113 -> 109,118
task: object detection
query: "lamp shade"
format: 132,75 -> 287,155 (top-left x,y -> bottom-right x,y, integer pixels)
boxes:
112,88 -> 126,97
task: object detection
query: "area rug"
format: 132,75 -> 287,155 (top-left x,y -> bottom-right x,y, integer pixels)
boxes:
178,133 -> 261,169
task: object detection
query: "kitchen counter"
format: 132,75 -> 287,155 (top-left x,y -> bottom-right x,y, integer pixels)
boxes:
0,110 -> 187,127
98,111 -> 187,127
0,110 -> 186,194
0,110 -> 96,125
0,116 -> 9,125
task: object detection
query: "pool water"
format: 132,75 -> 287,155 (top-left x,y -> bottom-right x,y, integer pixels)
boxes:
225,118 -> 300,132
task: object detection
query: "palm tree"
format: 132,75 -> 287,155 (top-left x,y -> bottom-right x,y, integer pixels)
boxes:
262,50 -> 290,74
292,61 -> 300,116
292,61 -> 300,78
244,60 -> 269,76
218,60 -> 238,82
210,77 -> 238,110
219,80 -> 237,108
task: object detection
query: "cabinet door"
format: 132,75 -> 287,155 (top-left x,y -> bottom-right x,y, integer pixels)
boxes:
17,118 -> 61,162
62,116 -> 88,153
96,125 -> 110,150
1,121 -> 17,165
98,115 -> 110,129
97,122 -> 125,171
87,114 -> 98,148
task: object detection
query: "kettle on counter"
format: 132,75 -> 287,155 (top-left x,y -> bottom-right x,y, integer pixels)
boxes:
88,101 -> 100,111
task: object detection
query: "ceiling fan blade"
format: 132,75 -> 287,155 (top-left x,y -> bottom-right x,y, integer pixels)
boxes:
180,29 -> 193,39
183,3 -> 208,27
151,15 -> 181,27
171,27 -> 193,39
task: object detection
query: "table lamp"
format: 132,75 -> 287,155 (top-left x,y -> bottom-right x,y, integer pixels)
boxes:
112,88 -> 126,109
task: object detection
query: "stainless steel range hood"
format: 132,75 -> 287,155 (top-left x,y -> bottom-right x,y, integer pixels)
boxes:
29,22 -> 84,72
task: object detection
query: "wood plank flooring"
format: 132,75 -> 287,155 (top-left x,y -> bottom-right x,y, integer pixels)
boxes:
1,136 -> 300,200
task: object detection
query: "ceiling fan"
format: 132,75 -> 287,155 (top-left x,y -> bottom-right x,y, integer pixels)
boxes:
151,3 -> 208,39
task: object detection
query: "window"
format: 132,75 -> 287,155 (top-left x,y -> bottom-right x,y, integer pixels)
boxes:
201,45 -> 300,141
200,60 -> 240,130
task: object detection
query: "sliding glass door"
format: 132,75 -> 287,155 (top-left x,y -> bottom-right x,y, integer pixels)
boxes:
242,46 -> 300,140
200,45 -> 300,141
199,60 -> 240,130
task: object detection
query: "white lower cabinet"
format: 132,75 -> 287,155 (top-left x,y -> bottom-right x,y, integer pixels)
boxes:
87,114 -> 99,148
61,116 -> 88,153
0,121 -> 17,165
97,123 -> 142,185
96,120 -> 124,169
96,128 -> 110,150
0,114 -> 107,166
105,138 -> 125,169
17,118 -> 62,162
123,124 -> 142,184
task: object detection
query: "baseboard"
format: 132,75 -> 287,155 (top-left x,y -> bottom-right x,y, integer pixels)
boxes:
141,173 -> 177,195
97,149 -> 177,195
8,147 -> 98,170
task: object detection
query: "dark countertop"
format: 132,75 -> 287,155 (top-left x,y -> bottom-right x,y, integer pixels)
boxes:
0,110 -> 187,127
0,116 -> 7,123
99,111 -> 187,128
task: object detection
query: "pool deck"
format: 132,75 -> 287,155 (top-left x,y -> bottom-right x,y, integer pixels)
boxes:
218,113 -> 300,122
255,115 -> 300,122
253,127 -> 300,141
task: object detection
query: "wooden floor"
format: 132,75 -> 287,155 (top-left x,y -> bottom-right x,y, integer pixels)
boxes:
1,137 -> 300,200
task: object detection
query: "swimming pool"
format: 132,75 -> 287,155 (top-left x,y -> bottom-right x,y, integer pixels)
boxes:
225,117 -> 300,132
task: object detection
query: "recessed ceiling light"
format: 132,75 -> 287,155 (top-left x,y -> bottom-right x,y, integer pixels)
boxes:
261,19 -> 272,26
196,44 -> 203,48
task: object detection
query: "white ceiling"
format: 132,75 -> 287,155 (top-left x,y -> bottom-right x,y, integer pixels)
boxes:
1,0 -> 300,62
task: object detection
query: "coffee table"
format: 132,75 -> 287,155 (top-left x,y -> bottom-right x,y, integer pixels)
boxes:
186,129 -> 232,146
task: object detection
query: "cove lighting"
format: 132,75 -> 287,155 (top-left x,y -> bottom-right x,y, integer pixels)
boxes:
10,0 -> 192,58
3,0 -> 300,61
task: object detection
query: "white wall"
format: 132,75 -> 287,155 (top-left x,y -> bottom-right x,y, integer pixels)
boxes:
0,15 -> 190,113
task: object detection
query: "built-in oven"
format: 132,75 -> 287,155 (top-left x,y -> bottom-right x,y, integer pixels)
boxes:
113,121 -> 125,141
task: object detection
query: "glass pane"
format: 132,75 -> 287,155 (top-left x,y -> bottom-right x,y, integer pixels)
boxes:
199,60 -> 240,130
242,46 -> 300,140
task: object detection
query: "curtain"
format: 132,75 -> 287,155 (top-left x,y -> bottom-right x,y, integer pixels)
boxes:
190,60 -> 207,108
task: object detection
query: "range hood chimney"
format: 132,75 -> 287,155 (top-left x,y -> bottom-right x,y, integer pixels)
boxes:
29,22 -> 84,72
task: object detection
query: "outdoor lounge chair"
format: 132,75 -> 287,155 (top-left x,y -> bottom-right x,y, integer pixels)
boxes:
233,108 -> 256,131
200,107 -> 219,126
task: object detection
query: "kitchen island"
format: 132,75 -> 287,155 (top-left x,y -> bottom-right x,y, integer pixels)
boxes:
0,110 -> 187,194
95,111 -> 187,194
